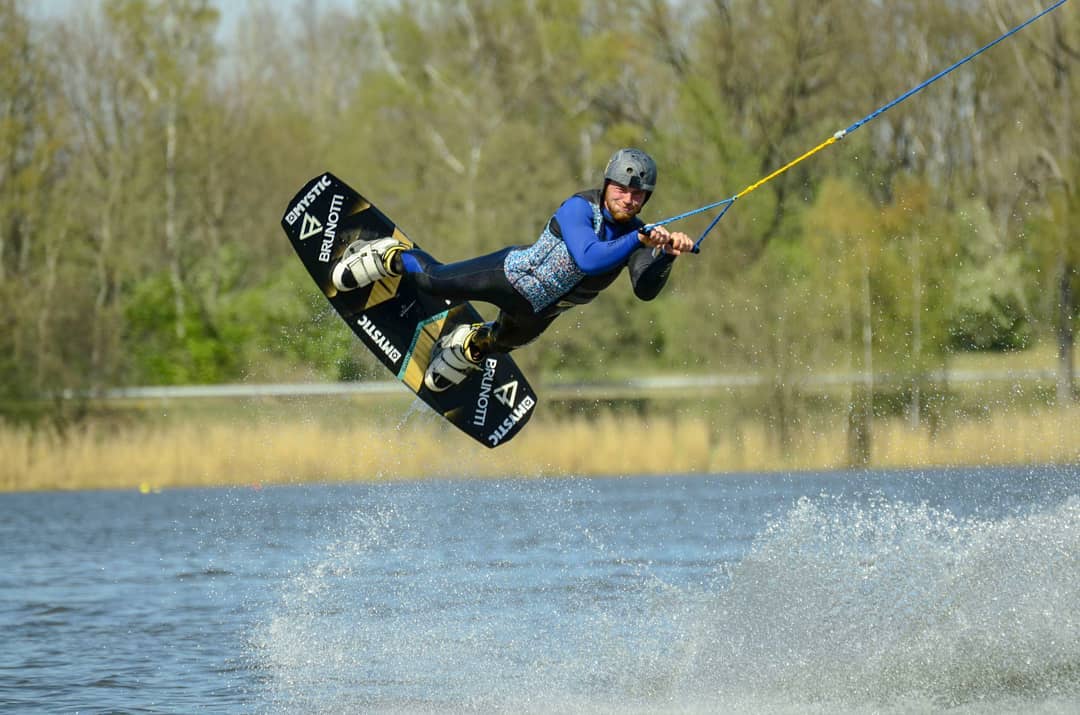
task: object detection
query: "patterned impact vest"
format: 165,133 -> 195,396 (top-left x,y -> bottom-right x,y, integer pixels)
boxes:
504,189 -> 642,314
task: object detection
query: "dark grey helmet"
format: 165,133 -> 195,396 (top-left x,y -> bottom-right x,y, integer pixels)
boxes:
604,148 -> 657,193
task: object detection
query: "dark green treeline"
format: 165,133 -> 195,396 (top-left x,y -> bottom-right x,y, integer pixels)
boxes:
1,0 -> 1076,409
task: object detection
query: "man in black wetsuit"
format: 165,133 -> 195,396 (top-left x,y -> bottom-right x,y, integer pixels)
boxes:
332,148 -> 694,391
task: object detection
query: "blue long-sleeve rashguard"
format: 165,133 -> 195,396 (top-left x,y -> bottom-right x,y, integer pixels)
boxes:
554,195 -> 643,275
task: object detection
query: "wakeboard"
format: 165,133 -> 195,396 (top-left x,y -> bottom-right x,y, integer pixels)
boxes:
281,172 -> 536,448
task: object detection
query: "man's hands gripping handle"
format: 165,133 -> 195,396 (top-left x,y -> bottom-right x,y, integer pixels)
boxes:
639,225 -> 696,257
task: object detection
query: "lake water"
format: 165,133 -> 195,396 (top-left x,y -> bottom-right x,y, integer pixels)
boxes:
1,465 -> 1078,713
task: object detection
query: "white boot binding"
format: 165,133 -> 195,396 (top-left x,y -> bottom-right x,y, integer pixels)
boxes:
331,238 -> 404,292
424,323 -> 484,392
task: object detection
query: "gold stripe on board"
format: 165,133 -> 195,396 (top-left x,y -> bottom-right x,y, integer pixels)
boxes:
400,315 -> 447,392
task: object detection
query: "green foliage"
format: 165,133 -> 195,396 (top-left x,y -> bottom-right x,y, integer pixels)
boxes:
943,202 -> 1035,352
234,262 -> 366,380
946,253 -> 1033,351
124,275 -> 238,384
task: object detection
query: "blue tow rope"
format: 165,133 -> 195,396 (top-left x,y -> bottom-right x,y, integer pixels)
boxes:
647,0 -> 1070,252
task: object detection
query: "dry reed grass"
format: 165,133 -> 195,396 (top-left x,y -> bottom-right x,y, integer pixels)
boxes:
2,404 -> 1076,492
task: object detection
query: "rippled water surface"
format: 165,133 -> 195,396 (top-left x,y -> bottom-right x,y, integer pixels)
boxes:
1,465 -> 1078,713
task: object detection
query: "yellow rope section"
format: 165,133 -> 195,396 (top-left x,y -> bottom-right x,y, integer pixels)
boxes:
734,135 -> 840,201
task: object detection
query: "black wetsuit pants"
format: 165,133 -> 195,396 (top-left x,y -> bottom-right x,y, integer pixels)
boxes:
396,247 -> 558,356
